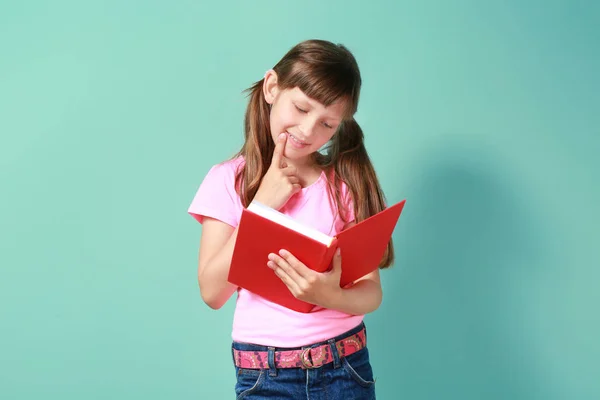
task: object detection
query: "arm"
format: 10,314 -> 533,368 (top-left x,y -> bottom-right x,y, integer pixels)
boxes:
327,269 -> 382,315
193,134 -> 299,309
327,220 -> 383,315
197,217 -> 240,309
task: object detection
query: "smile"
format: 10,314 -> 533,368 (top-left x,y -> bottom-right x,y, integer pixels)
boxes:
288,133 -> 309,146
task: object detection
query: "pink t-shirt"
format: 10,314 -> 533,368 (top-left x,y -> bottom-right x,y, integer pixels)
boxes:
188,155 -> 364,347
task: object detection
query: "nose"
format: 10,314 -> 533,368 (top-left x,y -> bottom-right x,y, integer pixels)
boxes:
298,115 -> 319,139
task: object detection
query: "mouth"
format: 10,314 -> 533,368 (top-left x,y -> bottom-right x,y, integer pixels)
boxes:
287,132 -> 309,147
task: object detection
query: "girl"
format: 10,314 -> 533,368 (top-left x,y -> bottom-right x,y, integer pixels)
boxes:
188,39 -> 394,399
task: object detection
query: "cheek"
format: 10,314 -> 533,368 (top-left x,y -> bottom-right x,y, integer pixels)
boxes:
313,132 -> 336,148
275,107 -> 296,127
270,111 -> 289,137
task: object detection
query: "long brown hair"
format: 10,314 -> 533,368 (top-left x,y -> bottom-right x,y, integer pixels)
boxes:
233,39 -> 394,268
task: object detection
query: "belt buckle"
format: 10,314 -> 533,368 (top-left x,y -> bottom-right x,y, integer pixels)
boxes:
300,348 -> 317,369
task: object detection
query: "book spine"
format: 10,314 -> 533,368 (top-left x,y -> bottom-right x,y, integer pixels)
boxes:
317,238 -> 339,273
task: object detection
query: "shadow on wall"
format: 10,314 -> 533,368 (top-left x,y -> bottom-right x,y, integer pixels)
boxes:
367,144 -> 558,400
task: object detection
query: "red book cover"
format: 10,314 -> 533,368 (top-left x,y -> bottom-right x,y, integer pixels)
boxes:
228,199 -> 406,313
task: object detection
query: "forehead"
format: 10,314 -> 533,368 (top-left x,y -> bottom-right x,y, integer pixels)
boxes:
286,87 -> 347,119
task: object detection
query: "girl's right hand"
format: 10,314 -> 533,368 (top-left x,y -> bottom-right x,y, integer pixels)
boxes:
253,133 -> 302,210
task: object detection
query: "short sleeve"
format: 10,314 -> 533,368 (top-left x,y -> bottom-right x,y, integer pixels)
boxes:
187,159 -> 244,228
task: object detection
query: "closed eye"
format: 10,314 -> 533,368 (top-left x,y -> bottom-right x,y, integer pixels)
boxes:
294,103 -> 334,129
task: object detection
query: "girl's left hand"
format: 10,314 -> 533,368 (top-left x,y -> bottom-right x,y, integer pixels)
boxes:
267,248 -> 343,308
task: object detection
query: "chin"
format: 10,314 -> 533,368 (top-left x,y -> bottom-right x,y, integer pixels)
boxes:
283,148 -> 311,161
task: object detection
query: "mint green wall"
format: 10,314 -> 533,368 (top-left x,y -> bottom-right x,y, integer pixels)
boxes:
2,1 -> 598,399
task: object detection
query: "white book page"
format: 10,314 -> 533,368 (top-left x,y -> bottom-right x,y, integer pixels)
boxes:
247,201 -> 334,246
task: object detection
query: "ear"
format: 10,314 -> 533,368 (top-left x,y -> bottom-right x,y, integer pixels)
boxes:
262,69 -> 279,105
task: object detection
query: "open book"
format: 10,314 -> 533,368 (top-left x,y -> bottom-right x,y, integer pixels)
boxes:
228,199 -> 406,313
245,201 -> 339,246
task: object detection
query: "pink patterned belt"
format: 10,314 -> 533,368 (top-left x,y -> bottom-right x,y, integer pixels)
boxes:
233,328 -> 366,369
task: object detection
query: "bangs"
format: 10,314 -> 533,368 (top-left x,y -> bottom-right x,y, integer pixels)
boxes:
282,61 -> 359,120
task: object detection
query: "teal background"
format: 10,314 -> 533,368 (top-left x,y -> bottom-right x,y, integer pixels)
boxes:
1,1 -> 598,399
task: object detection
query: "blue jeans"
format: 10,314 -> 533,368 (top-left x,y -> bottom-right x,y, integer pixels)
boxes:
231,322 -> 376,399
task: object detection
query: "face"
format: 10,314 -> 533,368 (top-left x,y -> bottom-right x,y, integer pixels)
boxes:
263,71 -> 346,163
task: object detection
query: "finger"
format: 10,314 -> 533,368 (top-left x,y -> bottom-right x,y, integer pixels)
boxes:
268,260 -> 302,294
287,176 -> 300,185
329,248 -> 342,274
269,252 -> 305,281
271,133 -> 287,168
278,250 -> 313,280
